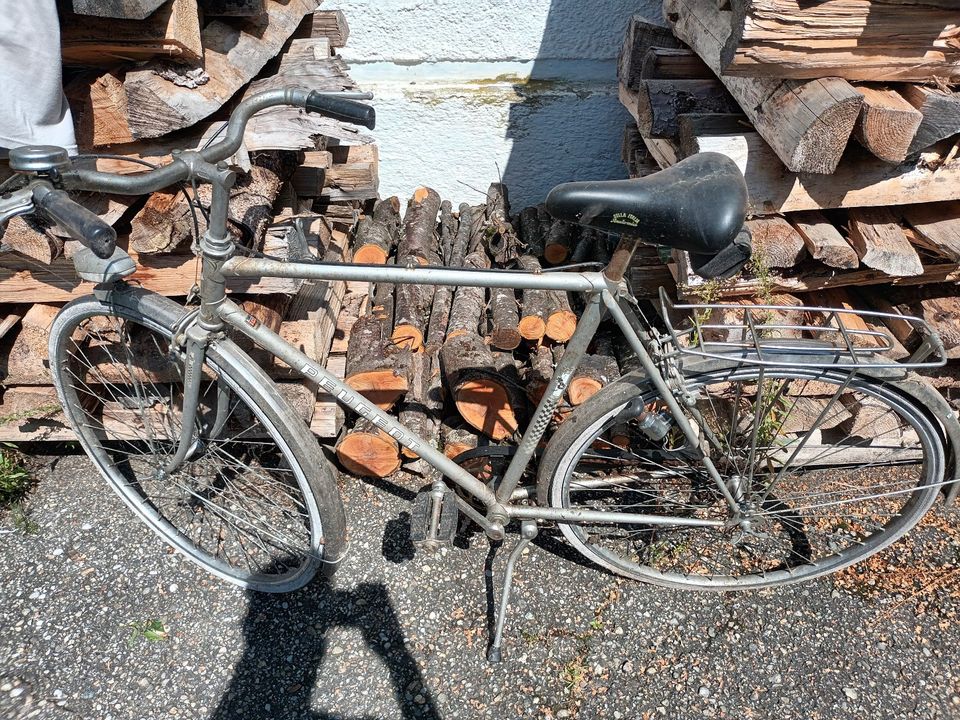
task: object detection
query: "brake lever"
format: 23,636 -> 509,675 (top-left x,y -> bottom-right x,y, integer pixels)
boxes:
0,186 -> 35,225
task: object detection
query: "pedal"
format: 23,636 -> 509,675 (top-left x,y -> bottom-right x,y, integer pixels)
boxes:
410,490 -> 459,550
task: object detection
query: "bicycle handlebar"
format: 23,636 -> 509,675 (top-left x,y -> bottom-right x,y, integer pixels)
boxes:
61,88 -> 376,196
33,183 -> 117,259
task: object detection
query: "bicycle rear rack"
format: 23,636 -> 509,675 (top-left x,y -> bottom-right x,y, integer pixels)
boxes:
659,288 -> 947,371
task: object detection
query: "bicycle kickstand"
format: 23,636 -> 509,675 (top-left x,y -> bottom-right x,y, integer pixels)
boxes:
487,519 -> 538,663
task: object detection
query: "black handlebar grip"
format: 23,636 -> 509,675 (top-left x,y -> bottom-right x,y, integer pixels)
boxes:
305,91 -> 376,130
34,185 -> 117,259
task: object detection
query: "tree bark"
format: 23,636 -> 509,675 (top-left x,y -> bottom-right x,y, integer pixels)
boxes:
393,187 -> 441,350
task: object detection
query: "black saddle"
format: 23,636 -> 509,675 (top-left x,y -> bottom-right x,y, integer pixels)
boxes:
545,153 -> 748,257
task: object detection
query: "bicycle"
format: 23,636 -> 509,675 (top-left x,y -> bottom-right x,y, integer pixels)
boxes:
3,88 -> 959,662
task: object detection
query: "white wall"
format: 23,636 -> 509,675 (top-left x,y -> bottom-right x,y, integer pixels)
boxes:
325,0 -> 662,207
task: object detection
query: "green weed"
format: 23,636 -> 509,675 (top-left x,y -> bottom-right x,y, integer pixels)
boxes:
127,619 -> 169,647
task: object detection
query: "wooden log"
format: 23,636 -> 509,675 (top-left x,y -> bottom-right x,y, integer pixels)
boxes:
336,418 -> 402,478
72,0 -> 167,19
525,343 -> 555,404
442,421 -> 480,460
516,255 -> 551,341
568,354 -> 620,406
789,211 -> 858,270
674,112 -> 960,214
804,289 -> 887,350
747,216 -> 807,270
1,217 -> 64,264
199,0 -> 265,15
353,197 -> 401,265
518,206 -> 545,257
913,297 -> 960,359
0,243 -> 301,303
393,187 -> 441,350
62,0 -> 202,66
489,287 -> 521,351
664,0 -> 863,174
121,0 -> 315,139
635,79 -> 738,139
1,305 -> 60,385
852,287 -> 920,352
423,205 -> 461,356
446,251 -> 490,340
899,85 -> 960,156
902,202 -> 960,263
289,150 -> 332,197
853,86 -> 923,164
320,147 -> 380,203
719,0 -> 960,83
306,10 -> 351,48
544,221 -> 578,265
129,153 -> 291,254
618,13 -> 682,91
440,332 -> 521,441
545,291 -> 577,344
453,205 -> 477,267
399,352 -> 433,461
485,183 -> 519,266
622,123 -> 661,179
641,47 -> 713,80
344,287 -> 411,411
848,208 -> 924,277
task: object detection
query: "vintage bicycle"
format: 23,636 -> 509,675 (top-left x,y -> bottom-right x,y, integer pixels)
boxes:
3,89 -> 958,661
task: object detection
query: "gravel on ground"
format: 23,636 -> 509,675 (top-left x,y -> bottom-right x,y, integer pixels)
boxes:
2,454 -> 960,719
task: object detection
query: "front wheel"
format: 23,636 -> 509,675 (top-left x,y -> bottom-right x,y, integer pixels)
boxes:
541,363 -> 945,590
48,288 -> 346,592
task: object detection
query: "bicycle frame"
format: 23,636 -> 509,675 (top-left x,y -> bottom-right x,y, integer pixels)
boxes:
189,250 -> 732,538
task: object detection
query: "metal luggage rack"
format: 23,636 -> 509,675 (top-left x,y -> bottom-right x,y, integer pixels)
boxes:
658,288 -> 947,371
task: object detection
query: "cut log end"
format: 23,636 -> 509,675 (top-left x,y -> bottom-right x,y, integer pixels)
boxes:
454,379 -> 518,441
545,310 -> 577,343
518,316 -> 547,341
392,325 -> 424,351
790,90 -> 863,175
543,244 -> 571,265
352,245 -> 389,264
568,378 -> 603,406
336,429 -> 401,478
490,328 -> 522,351
344,371 -> 409,410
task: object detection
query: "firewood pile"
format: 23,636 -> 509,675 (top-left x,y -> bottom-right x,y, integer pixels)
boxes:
0,0 -> 376,440
333,186 -> 666,479
619,3 -> 960,392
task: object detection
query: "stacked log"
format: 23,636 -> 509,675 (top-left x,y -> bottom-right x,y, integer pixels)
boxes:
0,2 -> 375,441
617,6 -> 960,403
332,185 -> 650,478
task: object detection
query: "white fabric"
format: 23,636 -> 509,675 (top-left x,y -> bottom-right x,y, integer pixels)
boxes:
0,0 -> 76,153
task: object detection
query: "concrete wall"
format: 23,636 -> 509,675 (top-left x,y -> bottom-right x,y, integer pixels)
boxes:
324,0 -> 661,207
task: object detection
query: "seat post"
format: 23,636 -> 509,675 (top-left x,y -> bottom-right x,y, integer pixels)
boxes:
603,234 -> 643,283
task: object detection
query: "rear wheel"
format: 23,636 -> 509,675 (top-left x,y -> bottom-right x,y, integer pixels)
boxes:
543,364 -> 944,590
48,289 -> 346,592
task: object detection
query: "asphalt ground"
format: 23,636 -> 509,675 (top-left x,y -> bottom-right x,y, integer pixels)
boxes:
3,453 -> 960,719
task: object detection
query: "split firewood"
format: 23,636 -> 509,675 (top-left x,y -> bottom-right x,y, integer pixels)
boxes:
852,86 -> 923,164
790,211 -> 858,270
121,0 -> 316,140
392,187 -> 442,350
641,47 -> 713,80
1,217 -> 65,264
543,221 -> 579,265
900,86 -> 960,156
664,0 -> 864,174
335,418 -> 401,478
747,216 -> 807,270
902,202 -> 960,263
634,79 -> 738,139
200,0 -> 266,15
353,197 -> 401,264
130,152 -> 295,254
62,0 -> 202,66
847,208 -> 924,277
618,13 -> 682,91
71,0 -> 167,20
804,288 -> 887,350
344,282 -> 410,410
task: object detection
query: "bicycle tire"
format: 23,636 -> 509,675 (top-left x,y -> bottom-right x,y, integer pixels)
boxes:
48,286 -> 347,593
540,361 -> 945,590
